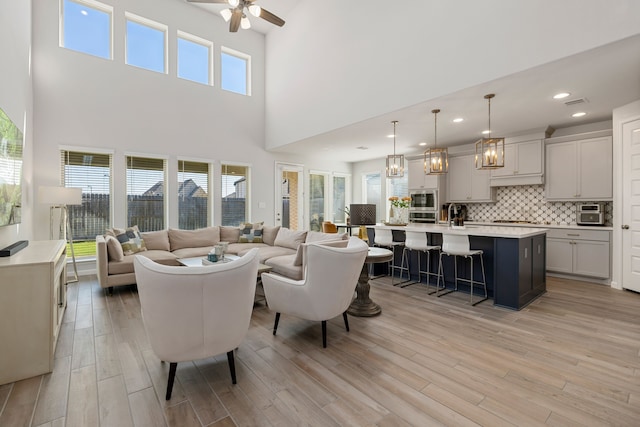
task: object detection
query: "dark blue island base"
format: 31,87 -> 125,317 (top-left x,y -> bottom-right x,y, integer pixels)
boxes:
371,228 -> 547,311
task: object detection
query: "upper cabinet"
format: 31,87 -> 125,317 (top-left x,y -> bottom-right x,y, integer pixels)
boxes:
447,154 -> 496,203
408,158 -> 441,190
490,139 -> 544,186
545,135 -> 612,201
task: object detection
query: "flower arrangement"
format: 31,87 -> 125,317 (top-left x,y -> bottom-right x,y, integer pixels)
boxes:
389,196 -> 411,209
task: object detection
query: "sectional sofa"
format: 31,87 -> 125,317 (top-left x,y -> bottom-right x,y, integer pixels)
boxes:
96,225 -> 348,294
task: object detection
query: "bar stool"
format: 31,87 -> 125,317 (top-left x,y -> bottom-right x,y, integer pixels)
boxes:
400,231 -> 442,293
436,233 -> 488,306
373,228 -> 409,285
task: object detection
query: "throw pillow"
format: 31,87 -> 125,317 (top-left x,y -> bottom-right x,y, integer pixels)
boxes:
140,230 -> 170,251
220,226 -> 241,243
305,230 -> 348,243
239,222 -> 264,243
262,225 -> 281,246
293,239 -> 350,266
273,227 -> 307,250
105,235 -> 124,262
114,225 -> 147,255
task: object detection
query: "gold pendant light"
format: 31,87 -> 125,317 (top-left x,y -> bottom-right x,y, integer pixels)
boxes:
386,120 -> 405,178
424,108 -> 448,174
475,94 -> 505,169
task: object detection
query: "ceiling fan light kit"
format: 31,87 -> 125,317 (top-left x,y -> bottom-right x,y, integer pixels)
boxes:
187,0 -> 285,33
424,108 -> 448,175
475,93 -> 505,170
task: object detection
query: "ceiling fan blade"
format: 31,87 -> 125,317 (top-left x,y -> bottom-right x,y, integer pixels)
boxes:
229,8 -> 242,32
258,8 -> 285,27
186,0 -> 229,4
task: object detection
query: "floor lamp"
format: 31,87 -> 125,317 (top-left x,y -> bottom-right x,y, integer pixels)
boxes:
39,186 -> 82,283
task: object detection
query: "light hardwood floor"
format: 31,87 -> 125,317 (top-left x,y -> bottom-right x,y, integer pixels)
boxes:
1,275 -> 639,426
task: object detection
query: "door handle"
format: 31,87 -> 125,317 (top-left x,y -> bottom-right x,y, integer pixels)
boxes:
622,225 -> 630,230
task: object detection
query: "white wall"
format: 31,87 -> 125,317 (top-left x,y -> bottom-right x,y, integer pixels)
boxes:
0,1 -> 32,249
265,0 -> 640,150
31,0 -> 350,240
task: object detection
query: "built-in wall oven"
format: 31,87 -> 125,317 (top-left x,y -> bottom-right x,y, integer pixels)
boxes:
409,189 -> 438,223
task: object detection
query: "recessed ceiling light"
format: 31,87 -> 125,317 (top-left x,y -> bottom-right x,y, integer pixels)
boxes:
452,118 -> 464,123
572,112 -> 586,118
419,142 -> 427,146
553,92 -> 571,99
387,134 -> 394,138
482,130 -> 491,135
356,146 -> 368,150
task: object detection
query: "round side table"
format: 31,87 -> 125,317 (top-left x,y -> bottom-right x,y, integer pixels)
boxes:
347,247 -> 393,317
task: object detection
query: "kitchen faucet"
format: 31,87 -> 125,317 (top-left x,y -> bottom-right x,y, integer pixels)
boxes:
448,203 -> 457,228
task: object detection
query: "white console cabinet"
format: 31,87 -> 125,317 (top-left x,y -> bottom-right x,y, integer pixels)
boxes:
546,229 -> 610,279
0,240 -> 67,385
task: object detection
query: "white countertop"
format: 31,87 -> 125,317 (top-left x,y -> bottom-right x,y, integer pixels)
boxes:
372,223 -> 548,239
464,221 -> 613,231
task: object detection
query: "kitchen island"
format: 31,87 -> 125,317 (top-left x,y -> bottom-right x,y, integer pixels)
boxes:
370,224 -> 548,310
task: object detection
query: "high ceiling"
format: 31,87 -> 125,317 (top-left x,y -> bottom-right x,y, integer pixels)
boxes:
184,1 -> 640,163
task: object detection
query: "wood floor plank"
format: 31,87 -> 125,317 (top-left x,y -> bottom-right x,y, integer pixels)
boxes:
95,333 -> 122,381
164,401 -> 201,427
97,375 -> 134,427
176,362 -> 228,425
66,365 -> 98,427
31,356 -> 71,426
129,386 -> 167,427
0,376 -> 41,427
70,326 -> 95,370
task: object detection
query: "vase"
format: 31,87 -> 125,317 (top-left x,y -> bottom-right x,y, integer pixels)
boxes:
391,206 -> 408,224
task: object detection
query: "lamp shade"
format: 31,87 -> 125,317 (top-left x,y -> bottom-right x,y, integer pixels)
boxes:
349,204 -> 377,225
39,186 -> 83,205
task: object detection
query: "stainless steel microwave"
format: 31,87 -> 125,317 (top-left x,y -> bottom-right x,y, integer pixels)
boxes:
409,189 -> 437,212
577,203 -> 605,225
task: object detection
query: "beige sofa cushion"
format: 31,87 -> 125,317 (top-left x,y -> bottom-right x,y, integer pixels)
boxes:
169,227 -> 220,251
273,227 -> 307,250
293,231 -> 348,265
237,245 -> 294,264
171,246 -> 213,259
141,230 -> 170,251
105,235 -> 124,262
262,225 -> 280,246
220,226 -> 241,243
109,250 -> 179,275
264,254 -> 303,280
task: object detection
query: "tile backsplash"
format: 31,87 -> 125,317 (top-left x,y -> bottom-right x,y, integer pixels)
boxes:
465,185 -> 613,226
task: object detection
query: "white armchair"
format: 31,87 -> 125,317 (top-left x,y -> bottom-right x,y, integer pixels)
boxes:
133,248 -> 259,400
261,237 -> 368,348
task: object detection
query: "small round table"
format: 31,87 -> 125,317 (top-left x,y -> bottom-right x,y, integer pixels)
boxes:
348,247 -> 393,317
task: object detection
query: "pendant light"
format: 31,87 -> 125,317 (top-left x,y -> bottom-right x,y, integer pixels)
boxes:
386,120 -> 405,178
424,108 -> 448,174
475,93 -> 505,169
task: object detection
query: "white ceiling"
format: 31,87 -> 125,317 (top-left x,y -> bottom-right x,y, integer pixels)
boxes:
184,1 -> 640,163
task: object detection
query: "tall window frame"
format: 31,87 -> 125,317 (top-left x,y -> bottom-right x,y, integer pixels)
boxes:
60,147 -> 113,257
309,170 -> 329,231
125,12 -> 168,74
177,158 -> 212,230
60,0 -> 113,60
177,30 -> 213,86
332,173 -> 351,224
126,154 -> 167,231
221,46 -> 251,96
221,163 -> 250,226
362,171 -> 383,224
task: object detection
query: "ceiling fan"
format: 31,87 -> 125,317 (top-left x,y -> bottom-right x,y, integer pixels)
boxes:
187,0 -> 285,33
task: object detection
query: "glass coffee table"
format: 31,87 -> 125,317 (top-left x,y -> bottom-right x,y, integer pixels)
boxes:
176,255 -> 272,305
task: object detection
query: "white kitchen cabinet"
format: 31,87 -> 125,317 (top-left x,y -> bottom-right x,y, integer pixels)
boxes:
545,135 -> 612,200
546,229 -> 610,279
447,154 -> 495,203
407,158 -> 441,190
490,139 -> 543,186
0,240 -> 67,385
